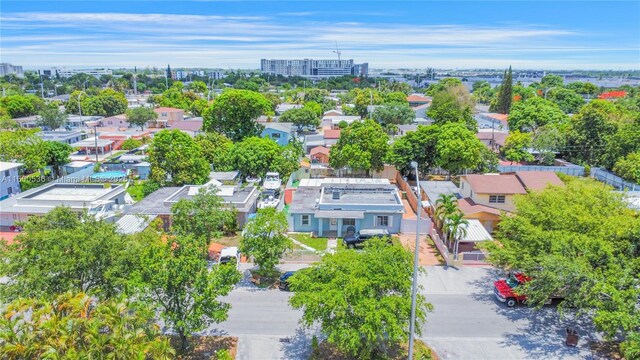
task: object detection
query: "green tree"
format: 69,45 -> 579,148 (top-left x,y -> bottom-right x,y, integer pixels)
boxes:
601,121 -> 640,169
0,207 -> 137,301
194,132 -> 234,170
472,81 -> 494,104
541,74 -> 564,88
434,193 -> 459,245
427,84 -> 476,131
372,103 -> 415,125
302,100 -> 323,118
383,91 -> 409,105
446,212 -> 469,260
546,88 -> 585,114
132,233 -> 241,352
0,116 -> 18,130
120,138 -> 143,150
171,186 -> 237,243
352,88 -> 383,118
435,122 -> 484,176
494,66 -> 513,114
303,88 -> 330,104
502,131 -> 535,164
482,177 -> 640,358
228,136 -> 283,178
566,81 -> 599,96
262,92 -> 281,112
189,80 -> 208,93
126,106 -> 158,130
148,129 -> 210,186
36,107 -> 68,130
508,97 -> 568,134
41,141 -> 72,177
288,238 -> 432,359
565,100 -> 628,166
0,128 -> 47,172
0,292 -> 174,359
0,95 -> 36,118
239,207 -> 291,275
424,78 -> 462,96
329,120 -> 390,176
613,152 -> 640,183
279,107 -> 320,131
203,89 -> 272,141
386,125 -> 440,176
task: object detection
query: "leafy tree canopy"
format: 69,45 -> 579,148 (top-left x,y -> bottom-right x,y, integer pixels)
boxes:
386,125 -> 440,176
126,106 -> 157,130
0,207 -> 142,301
239,207 -> 291,275
194,131 -> 234,171
171,186 -> 237,243
435,122 -> 484,176
203,89 -> 272,141
502,130 -> 535,163
0,292 -> 174,359
372,103 -> 415,126
148,129 -> 210,186
483,177 -> 640,358
279,107 -> 320,131
427,84 -> 477,132
288,239 -> 432,359
329,119 -> 389,176
36,107 -> 68,130
508,97 -> 567,134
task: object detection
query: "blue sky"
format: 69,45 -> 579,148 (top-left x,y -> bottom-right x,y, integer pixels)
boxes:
1,1 -> 639,70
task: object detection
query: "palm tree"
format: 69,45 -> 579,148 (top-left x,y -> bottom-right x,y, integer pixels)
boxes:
446,212 -> 469,261
434,194 -> 458,245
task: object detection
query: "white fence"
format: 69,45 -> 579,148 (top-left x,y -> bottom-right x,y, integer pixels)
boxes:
497,164 -> 585,177
591,168 -> 639,191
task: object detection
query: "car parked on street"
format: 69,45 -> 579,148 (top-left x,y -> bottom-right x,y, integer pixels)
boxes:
494,272 -> 563,307
342,229 -> 391,248
278,271 -> 296,291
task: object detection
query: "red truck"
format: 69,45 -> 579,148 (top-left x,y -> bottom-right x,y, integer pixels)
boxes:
494,272 -> 563,307
494,273 -> 530,307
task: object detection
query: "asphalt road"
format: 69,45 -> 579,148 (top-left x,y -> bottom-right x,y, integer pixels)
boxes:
204,264 -> 598,360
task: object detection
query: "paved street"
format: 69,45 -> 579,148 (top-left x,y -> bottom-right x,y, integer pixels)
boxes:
205,264 -> 598,360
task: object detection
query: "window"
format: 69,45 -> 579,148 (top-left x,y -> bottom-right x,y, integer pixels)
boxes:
376,216 -> 389,227
301,215 -> 310,226
489,195 -> 506,203
4,170 -> 9,177
330,218 -> 337,226
161,112 -> 168,117
343,218 -> 356,226
271,133 -> 281,139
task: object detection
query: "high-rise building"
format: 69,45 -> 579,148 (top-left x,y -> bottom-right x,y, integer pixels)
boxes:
260,59 -> 368,78
0,63 -> 24,77
39,68 -> 112,78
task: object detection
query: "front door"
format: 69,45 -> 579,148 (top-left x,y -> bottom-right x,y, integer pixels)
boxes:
329,218 -> 338,231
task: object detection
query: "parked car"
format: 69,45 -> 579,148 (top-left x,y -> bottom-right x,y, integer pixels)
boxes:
493,272 -> 563,307
279,271 -> 296,291
218,247 -> 240,269
342,229 -> 391,248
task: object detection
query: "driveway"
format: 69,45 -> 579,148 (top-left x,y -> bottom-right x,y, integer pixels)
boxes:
421,266 -> 598,360
206,264 -> 599,360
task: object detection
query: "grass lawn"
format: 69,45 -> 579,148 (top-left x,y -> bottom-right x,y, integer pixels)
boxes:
215,233 -> 242,247
288,233 -> 328,251
126,181 -> 145,201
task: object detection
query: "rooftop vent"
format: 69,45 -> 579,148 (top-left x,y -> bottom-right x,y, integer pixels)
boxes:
332,190 -> 341,200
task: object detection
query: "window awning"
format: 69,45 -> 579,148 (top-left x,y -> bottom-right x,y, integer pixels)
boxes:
314,210 -> 365,219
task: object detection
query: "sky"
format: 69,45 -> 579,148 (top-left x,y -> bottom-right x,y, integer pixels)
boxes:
1,1 -> 639,70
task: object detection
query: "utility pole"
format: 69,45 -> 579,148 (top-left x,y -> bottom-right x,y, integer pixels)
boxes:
408,161 -> 421,360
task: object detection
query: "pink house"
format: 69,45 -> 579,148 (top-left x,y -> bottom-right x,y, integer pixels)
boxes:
152,107 -> 185,128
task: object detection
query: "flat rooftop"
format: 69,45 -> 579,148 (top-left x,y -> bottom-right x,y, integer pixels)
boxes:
299,178 -> 390,188
320,184 -> 401,206
22,183 -> 118,202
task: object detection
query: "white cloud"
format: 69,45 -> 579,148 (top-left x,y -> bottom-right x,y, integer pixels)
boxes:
1,11 -> 637,70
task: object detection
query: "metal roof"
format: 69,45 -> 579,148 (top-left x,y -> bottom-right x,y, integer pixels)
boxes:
455,219 -> 493,243
115,214 -> 157,235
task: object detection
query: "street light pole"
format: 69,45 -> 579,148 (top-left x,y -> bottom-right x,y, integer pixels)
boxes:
408,161 -> 421,360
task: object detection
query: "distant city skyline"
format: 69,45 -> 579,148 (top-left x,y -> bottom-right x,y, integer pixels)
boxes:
1,1 -> 639,70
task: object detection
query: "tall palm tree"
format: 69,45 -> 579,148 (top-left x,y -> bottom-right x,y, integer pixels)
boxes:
434,194 -> 458,245
446,212 -> 469,261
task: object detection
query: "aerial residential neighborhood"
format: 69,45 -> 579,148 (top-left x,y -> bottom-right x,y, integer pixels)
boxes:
0,1 -> 639,359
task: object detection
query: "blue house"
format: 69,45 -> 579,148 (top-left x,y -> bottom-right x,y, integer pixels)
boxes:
261,122 -> 294,147
0,162 -> 23,201
289,179 -> 404,237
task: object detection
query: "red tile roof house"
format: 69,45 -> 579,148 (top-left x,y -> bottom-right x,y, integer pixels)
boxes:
407,94 -> 432,107
310,146 -> 330,164
458,172 -> 564,232
476,130 -> 508,152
